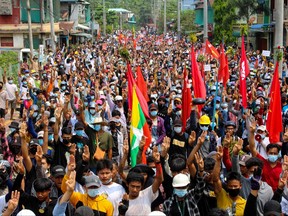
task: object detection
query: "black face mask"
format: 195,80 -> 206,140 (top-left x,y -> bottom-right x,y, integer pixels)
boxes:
29,147 -> 37,155
226,188 -> 240,197
62,139 -> 71,145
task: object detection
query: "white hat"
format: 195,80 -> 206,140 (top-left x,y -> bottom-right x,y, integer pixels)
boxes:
148,211 -> 166,216
37,131 -> 44,138
115,95 -> 123,101
257,125 -> 266,132
49,117 -> 56,123
17,209 -> 36,216
172,173 -> 190,187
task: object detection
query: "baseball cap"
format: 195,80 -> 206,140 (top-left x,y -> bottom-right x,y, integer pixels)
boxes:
74,206 -> 94,216
115,95 -> 123,101
239,155 -> 252,166
75,121 -> 85,130
96,100 -> 103,106
37,131 -> 44,138
174,119 -> 182,126
264,200 -> 281,216
84,175 -> 101,188
29,138 -> 40,147
149,103 -> 158,110
257,125 -> 266,132
9,121 -> 19,129
51,165 -> 65,178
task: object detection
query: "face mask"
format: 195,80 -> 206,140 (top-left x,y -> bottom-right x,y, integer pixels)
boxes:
260,134 -> 266,139
174,127 -> 182,134
84,102 -> 88,107
38,139 -> 44,146
61,86 -> 66,90
62,138 -> 71,145
75,130 -> 84,137
200,126 -> 209,131
176,110 -> 182,116
48,134 -> 54,142
8,80 -> 13,84
10,128 -> 16,134
23,81 -> 27,86
25,74 -> 29,77
89,109 -> 96,115
210,91 -> 216,96
177,90 -> 182,94
223,108 -> 228,112
174,189 -> 188,198
215,104 -> 220,109
98,105 -> 102,110
101,178 -> 112,185
32,112 -> 38,118
227,188 -> 240,197
150,110 -> 157,117
78,82 -> 82,87
87,188 -> 100,197
94,124 -> 101,131
111,85 -> 115,90
91,96 -> 95,100
267,154 -> 278,163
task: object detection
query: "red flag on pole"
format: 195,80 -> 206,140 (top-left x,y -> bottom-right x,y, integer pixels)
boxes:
267,62 -> 282,143
205,40 -> 220,59
181,66 -> 192,132
223,55 -> 229,89
191,47 -> 206,99
239,36 -> 249,108
218,45 -> 227,82
136,66 -> 149,102
127,63 -> 150,117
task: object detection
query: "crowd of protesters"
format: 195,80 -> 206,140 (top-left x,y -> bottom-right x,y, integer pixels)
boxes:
0,29 -> 288,216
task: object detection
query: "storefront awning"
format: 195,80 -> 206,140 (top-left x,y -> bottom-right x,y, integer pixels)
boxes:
70,33 -> 92,38
77,24 -> 90,31
250,23 -> 274,32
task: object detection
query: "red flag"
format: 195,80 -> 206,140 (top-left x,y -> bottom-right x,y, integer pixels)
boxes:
191,47 -> 206,99
97,29 -> 101,40
127,63 -> 149,117
267,62 -> 282,143
136,66 -> 149,102
181,66 -> 192,132
118,33 -> 123,45
239,36 -> 250,108
218,45 -> 226,82
223,55 -> 229,89
205,40 -> 220,59
133,39 -> 137,49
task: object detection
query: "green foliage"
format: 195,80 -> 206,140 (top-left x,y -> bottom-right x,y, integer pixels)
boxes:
119,47 -> 130,61
213,0 -> 237,44
180,10 -> 196,34
189,33 -> 198,44
233,0 -> 269,23
240,24 -> 248,36
0,51 -> 18,69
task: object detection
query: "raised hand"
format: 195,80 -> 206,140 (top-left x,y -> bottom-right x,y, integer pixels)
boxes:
152,146 -> 160,163
161,136 -> 171,158
67,155 -> 76,172
35,145 -> 43,165
82,145 -> 90,162
188,131 -> 196,144
7,190 -> 20,211
279,170 -> 288,190
283,127 -> 288,142
232,138 -> 243,155
223,133 -> 231,148
19,122 -> 27,139
198,130 -> 207,145
16,157 -> 25,175
123,139 -> 129,155
66,170 -> 76,192
282,155 -> 288,172
195,152 -> 204,171
249,119 -> 257,134
69,143 -> 76,156
139,136 -> 146,150
216,146 -> 223,161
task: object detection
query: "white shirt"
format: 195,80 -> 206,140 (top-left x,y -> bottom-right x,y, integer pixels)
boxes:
125,186 -> 158,216
5,82 -> 18,101
98,182 -> 125,216
0,91 -> 7,109
256,137 -> 270,159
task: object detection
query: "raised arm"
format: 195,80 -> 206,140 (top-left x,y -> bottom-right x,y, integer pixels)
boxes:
152,146 -> 163,193
213,146 -> 223,195
231,139 -> 243,174
19,122 -> 32,172
54,106 -> 63,142
248,118 -> 258,157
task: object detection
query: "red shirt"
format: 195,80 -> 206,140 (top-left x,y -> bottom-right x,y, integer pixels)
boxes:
257,153 -> 282,191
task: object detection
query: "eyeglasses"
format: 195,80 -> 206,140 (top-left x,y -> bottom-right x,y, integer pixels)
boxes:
116,100 -> 122,103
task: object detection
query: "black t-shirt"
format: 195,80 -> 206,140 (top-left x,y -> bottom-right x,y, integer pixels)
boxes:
169,133 -> 189,159
52,139 -> 70,168
168,199 -> 189,216
111,131 -> 119,157
71,135 -> 90,162
197,184 -> 217,216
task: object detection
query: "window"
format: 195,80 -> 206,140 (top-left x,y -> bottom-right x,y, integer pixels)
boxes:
1,37 -> 13,47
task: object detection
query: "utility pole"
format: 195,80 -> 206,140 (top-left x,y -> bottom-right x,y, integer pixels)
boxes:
177,0 -> 181,40
27,0 -> 33,56
274,0 -> 284,77
49,0 -> 56,53
103,0 -> 106,36
203,0 -> 208,41
91,13 -> 94,44
164,0 -> 167,35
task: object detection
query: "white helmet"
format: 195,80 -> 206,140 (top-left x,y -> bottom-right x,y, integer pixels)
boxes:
148,211 -> 166,216
172,173 -> 190,187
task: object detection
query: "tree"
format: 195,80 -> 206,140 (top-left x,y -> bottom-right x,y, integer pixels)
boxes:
213,0 -> 237,44
180,9 -> 196,35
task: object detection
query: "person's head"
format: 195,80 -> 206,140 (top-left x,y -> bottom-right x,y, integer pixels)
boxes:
199,115 -> 211,131
0,81 -> 3,90
61,127 -> 72,145
169,154 -> 187,176
84,175 -> 101,198
74,206 -> 94,216
93,117 -> 103,132
96,159 -> 113,185
238,155 -> 251,176
204,157 -> 216,182
263,200 -> 282,216
114,95 -> 123,108
41,154 -> 52,173
74,121 -> 85,137
225,172 -> 242,198
172,173 -> 190,198
225,121 -> 236,136
111,161 -> 119,181
149,103 -> 158,118
34,178 -> 52,202
245,157 -> 263,177
266,144 -> 281,163
256,125 -> 266,140
208,208 -> 229,216
51,165 -> 65,189
126,172 -> 144,199
173,119 -> 183,134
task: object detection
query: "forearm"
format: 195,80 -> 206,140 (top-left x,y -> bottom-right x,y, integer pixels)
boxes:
152,163 -> 163,193
187,143 -> 201,165
222,147 -> 232,171
231,154 -> 241,174
244,193 -> 257,216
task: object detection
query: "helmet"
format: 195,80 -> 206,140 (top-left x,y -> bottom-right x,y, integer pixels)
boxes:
225,121 -> 236,128
172,173 -> 190,187
199,115 -> 211,125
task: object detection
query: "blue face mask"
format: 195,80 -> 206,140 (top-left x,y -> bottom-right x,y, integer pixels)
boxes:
75,130 -> 84,137
174,188 -> 188,198
91,96 -> 95,100
215,104 -> 220,109
89,109 -> 96,115
23,81 -> 27,86
87,188 -> 100,197
61,86 -> 66,90
10,128 -> 16,134
8,80 -> 13,84
210,91 -> 216,96
48,134 -> 54,142
98,106 -> 102,110
176,110 -> 182,116
200,126 -> 209,131
25,74 -> 29,77
38,139 -> 44,146
150,110 -> 157,117
32,112 -> 38,118
267,154 -> 278,163
94,124 -> 101,131
174,127 -> 182,134
84,102 -> 88,107
78,82 -> 82,87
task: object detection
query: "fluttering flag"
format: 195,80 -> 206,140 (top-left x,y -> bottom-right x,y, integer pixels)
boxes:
205,40 -> 220,59
118,33 -> 123,45
239,35 -> 250,108
181,66 -> 192,132
218,45 -> 226,82
130,86 -> 151,166
223,55 -> 229,89
191,47 -> 206,99
136,66 -> 149,102
266,62 -> 282,143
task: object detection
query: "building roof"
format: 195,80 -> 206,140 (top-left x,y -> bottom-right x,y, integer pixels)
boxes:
0,23 -> 63,34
